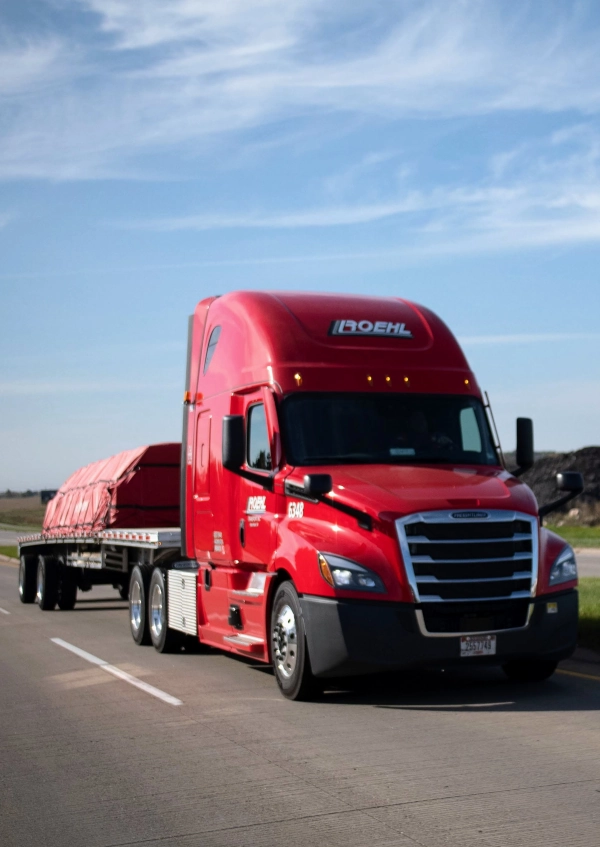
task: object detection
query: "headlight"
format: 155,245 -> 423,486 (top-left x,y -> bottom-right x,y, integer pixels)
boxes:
549,545 -> 578,586
317,553 -> 385,593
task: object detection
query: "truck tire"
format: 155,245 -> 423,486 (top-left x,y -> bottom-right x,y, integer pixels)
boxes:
36,555 -> 58,611
502,659 -> 558,683
129,565 -> 152,645
57,572 -> 78,611
19,554 -> 37,603
148,568 -> 182,653
270,581 -> 321,701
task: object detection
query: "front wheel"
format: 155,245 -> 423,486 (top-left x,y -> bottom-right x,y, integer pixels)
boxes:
270,581 -> 320,701
502,659 -> 558,683
148,568 -> 182,653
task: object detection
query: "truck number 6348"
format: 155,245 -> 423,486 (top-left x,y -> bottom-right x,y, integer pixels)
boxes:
287,501 -> 304,519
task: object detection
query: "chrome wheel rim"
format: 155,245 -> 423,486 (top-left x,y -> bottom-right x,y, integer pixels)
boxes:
36,562 -> 44,604
130,579 -> 142,633
272,603 -> 297,679
150,583 -> 164,641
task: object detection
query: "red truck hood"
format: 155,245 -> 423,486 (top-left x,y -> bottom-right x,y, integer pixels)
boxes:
317,464 -> 539,519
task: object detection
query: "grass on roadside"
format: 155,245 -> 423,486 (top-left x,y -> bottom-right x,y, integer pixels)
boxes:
0,546 -> 18,559
547,524 -> 600,548
578,577 -> 600,653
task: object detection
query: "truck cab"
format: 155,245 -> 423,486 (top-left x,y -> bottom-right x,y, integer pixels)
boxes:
180,291 -> 580,699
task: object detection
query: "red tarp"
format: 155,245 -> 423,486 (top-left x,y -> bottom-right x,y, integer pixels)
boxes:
43,443 -> 181,536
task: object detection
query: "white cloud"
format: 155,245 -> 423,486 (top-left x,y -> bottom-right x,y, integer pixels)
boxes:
3,2 -> 600,180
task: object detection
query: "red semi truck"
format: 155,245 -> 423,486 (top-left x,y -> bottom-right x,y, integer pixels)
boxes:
19,291 -> 583,700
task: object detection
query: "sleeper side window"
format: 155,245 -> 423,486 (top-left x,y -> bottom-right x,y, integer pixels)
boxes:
247,404 -> 272,471
203,326 -> 221,374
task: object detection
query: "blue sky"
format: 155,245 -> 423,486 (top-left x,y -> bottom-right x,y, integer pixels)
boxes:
1,0 -> 600,488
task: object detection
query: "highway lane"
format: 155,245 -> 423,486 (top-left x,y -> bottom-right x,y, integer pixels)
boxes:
1,561 -> 600,847
576,549 -> 600,577
0,528 -> 21,545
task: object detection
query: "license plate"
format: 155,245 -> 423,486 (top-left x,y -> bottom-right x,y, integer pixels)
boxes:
460,634 -> 496,657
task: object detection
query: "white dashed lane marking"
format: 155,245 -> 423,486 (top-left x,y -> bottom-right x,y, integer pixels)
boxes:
51,638 -> 183,706
0,607 -> 10,615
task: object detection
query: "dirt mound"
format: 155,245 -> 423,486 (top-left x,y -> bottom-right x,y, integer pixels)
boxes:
512,446 -> 600,525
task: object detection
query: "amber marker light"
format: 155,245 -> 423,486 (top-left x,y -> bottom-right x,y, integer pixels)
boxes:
183,391 -> 192,404
385,375 -> 391,384
464,379 -> 470,387
403,376 -> 410,386
367,374 -> 373,384
294,372 -> 302,386
318,554 -> 335,587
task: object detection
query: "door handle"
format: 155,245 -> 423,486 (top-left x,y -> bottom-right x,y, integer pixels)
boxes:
239,519 -> 245,548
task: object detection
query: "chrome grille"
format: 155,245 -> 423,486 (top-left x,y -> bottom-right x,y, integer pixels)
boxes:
396,510 -> 538,604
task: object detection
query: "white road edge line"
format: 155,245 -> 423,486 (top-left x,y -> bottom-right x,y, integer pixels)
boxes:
50,638 -> 183,706
0,607 -> 10,615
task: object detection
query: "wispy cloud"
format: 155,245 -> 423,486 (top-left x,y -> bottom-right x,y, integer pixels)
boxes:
3,2 -> 600,180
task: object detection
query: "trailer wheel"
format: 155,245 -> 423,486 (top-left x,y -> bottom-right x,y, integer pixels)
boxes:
502,659 -> 558,683
57,572 -> 77,611
19,554 -> 37,603
36,556 -> 58,611
129,565 -> 152,645
149,568 -> 182,653
270,581 -> 321,701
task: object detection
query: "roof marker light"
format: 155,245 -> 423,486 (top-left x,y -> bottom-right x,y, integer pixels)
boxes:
294,372 -> 302,386
367,375 -> 373,384
403,376 -> 410,386
385,375 -> 391,383
464,379 -> 470,386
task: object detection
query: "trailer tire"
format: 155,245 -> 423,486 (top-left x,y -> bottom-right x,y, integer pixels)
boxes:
36,555 -> 59,611
149,568 -> 182,653
129,565 -> 152,645
270,581 -> 321,701
502,659 -> 558,683
19,554 -> 37,603
57,572 -> 77,611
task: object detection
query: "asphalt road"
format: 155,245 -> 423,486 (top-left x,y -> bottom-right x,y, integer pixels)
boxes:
2,561 -> 600,847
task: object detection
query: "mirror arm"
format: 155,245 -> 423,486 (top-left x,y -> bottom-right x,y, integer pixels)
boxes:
510,462 -> 533,478
539,487 -> 583,520
225,465 -> 274,491
283,480 -> 373,530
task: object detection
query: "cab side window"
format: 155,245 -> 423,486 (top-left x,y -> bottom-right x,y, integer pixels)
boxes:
203,326 -> 221,374
247,404 -> 272,470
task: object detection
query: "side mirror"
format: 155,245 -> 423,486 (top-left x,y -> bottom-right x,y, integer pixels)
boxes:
539,470 -> 584,520
222,415 -> 245,471
513,417 -> 534,477
303,474 -> 333,497
557,471 -> 584,493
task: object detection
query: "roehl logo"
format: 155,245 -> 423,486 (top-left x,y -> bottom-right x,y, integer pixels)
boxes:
329,319 -> 413,338
246,496 -> 266,513
451,511 -> 490,520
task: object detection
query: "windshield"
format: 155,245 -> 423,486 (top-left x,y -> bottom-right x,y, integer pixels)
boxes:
281,392 -> 499,466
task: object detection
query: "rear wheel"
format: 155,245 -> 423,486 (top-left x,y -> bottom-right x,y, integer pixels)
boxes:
270,581 -> 321,701
19,555 -> 37,603
502,659 -> 558,683
57,572 -> 77,610
36,555 -> 58,611
129,565 -> 152,645
149,568 -> 182,653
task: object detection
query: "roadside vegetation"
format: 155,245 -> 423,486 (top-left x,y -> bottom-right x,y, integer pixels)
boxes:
578,578 -> 600,653
547,524 -> 600,548
0,496 -> 45,530
0,546 -> 18,559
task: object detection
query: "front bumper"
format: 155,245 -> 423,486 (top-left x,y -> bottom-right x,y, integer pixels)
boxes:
300,589 -> 578,678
